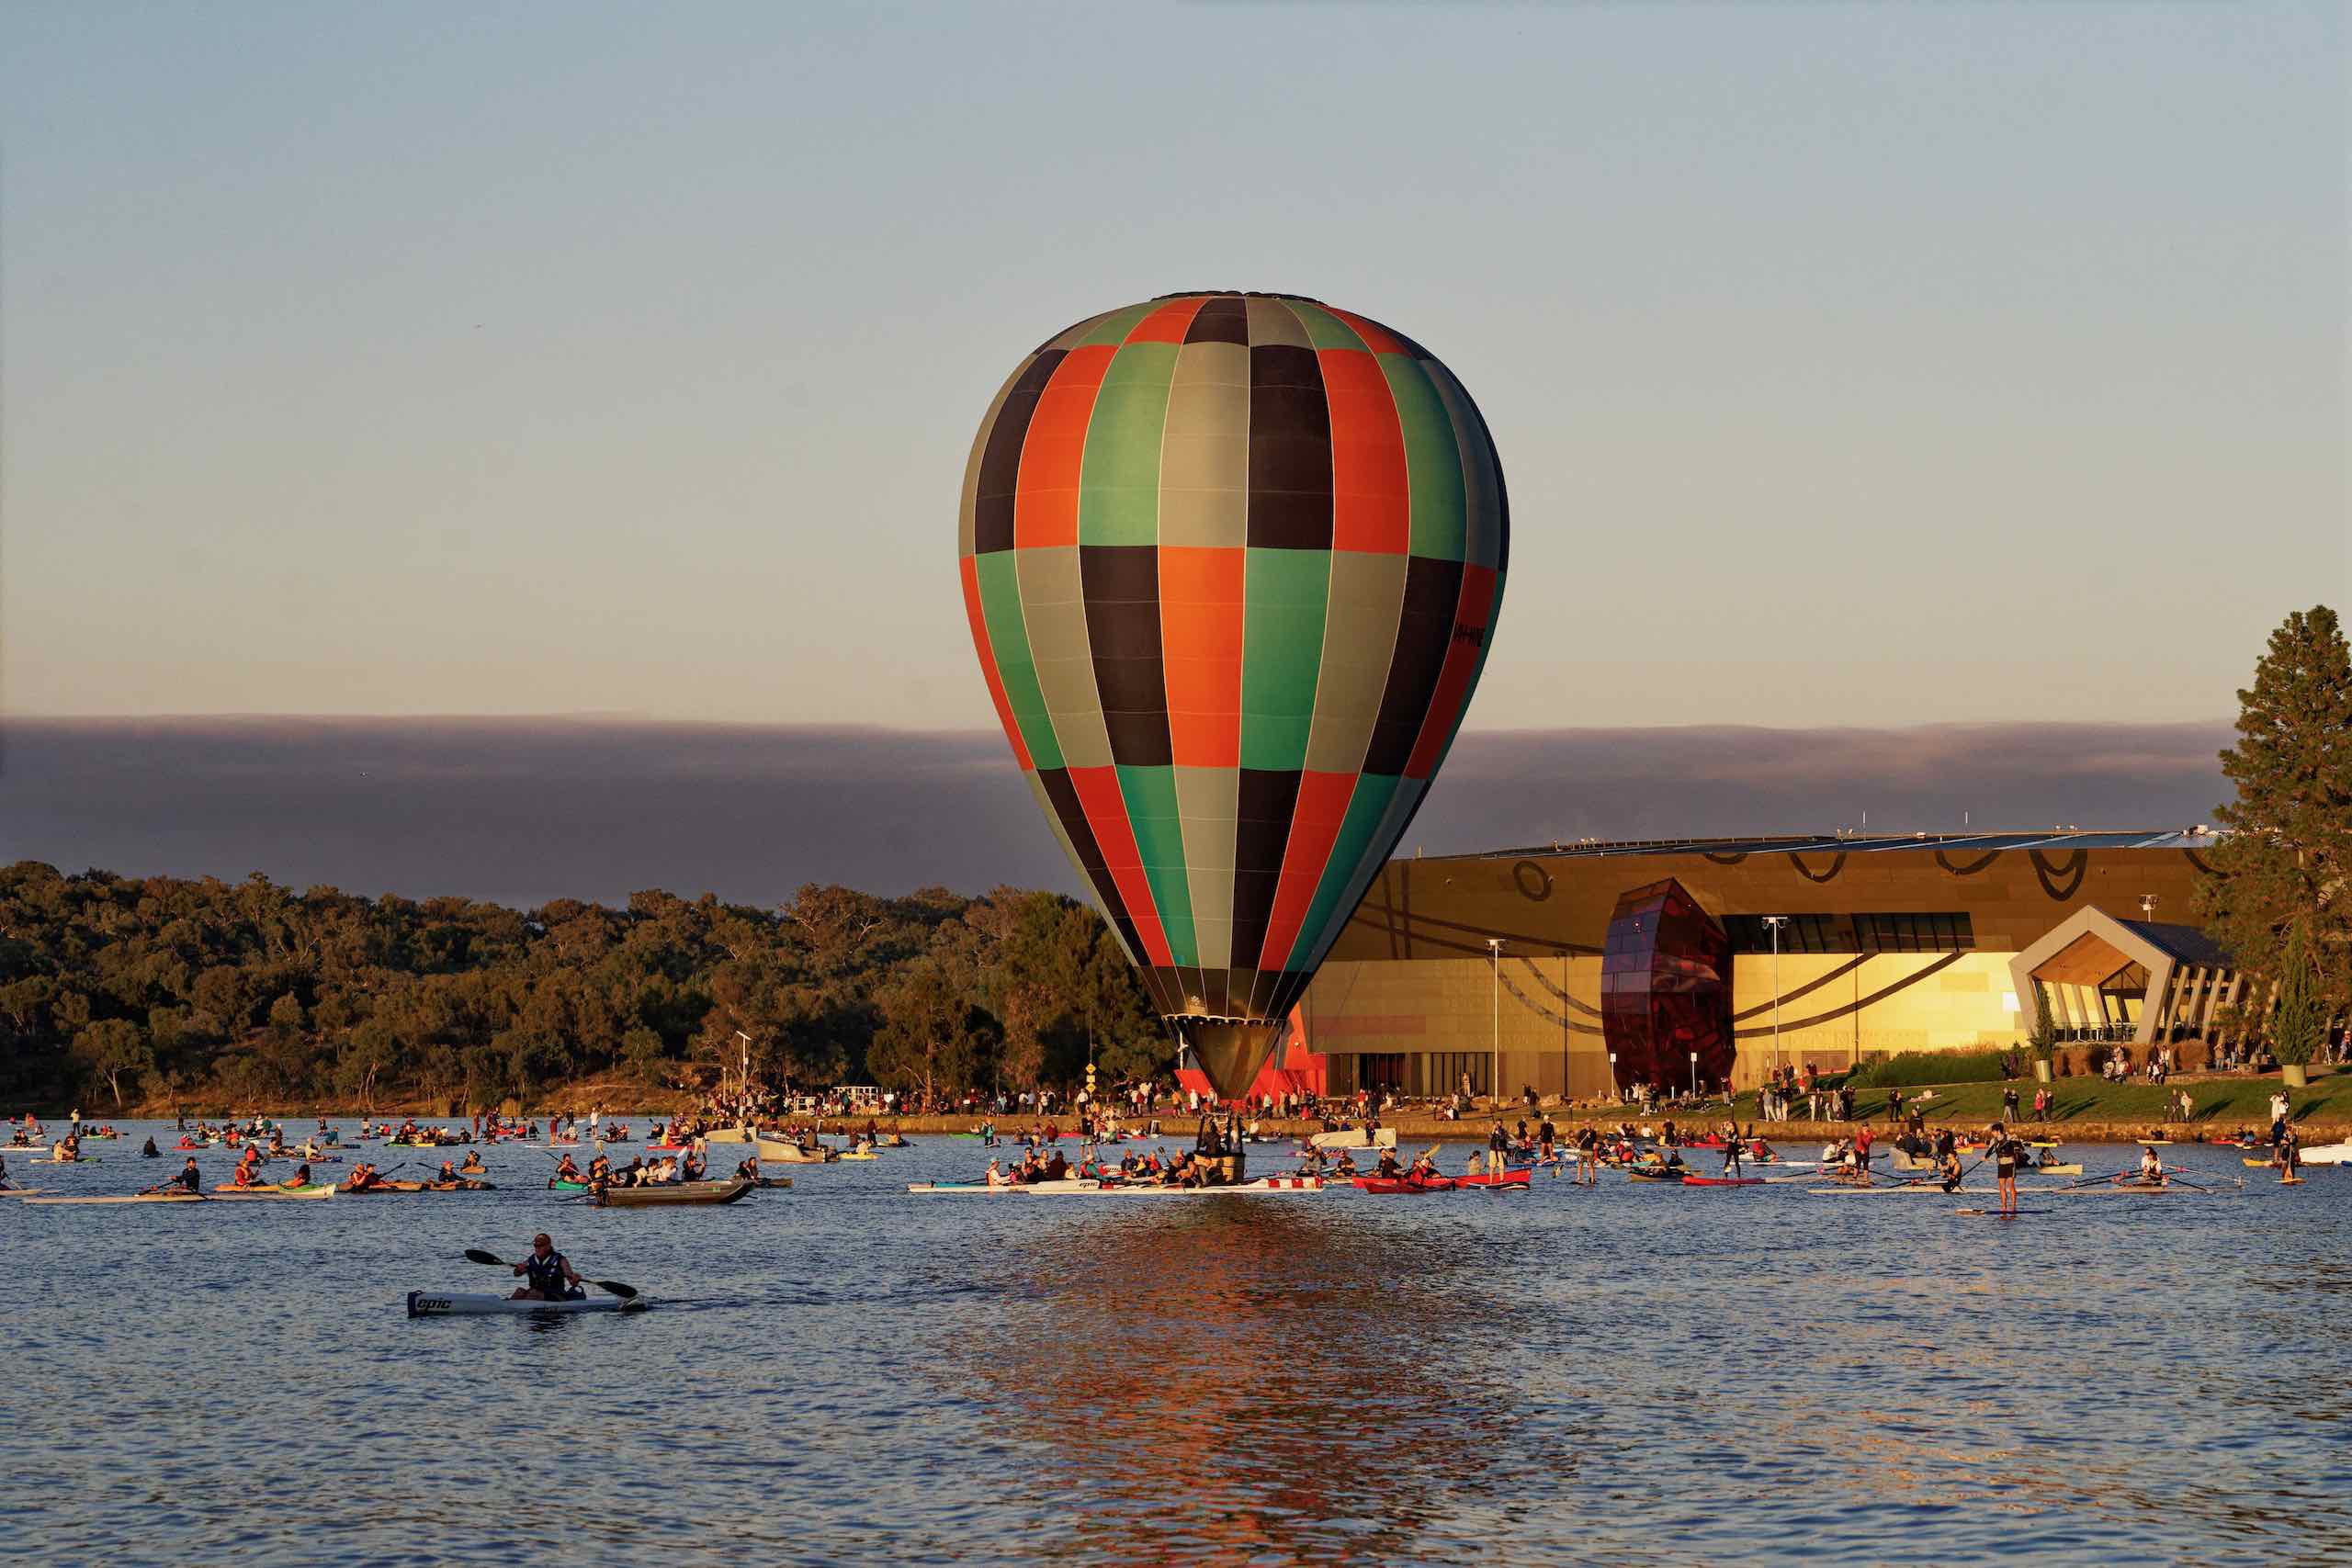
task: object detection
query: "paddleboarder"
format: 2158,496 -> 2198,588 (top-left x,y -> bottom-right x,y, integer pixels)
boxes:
508,1233 -> 586,1303
1991,1122 -> 2021,1215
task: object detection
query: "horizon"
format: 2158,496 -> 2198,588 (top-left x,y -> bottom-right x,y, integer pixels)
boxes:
0,714 -> 2237,909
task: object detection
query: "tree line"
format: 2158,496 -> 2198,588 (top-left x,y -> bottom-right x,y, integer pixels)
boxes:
0,868 -> 1170,1113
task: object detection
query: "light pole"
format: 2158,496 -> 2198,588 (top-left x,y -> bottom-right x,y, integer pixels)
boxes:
1487,938 -> 1502,1108
1690,1050 -> 1700,1100
1760,917 -> 1788,1097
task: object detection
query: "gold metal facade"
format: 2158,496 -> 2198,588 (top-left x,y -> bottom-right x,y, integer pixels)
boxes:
1301,842 -> 2214,1093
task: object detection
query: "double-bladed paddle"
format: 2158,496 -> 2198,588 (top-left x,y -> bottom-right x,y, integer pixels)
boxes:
464,1247 -> 638,1301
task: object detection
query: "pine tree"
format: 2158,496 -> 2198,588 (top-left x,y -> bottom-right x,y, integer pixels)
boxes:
2194,605 -> 2352,1010
2267,918 -> 2324,1068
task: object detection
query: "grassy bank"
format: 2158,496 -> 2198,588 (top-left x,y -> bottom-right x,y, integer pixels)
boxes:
1721,1071 -> 2345,1131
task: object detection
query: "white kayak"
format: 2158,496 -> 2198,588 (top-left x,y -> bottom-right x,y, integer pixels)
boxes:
26,1191 -> 212,1205
1102,1176 -> 1329,1196
406,1292 -> 648,1317
2297,1142 -> 2352,1166
912,1176 -> 1329,1195
1804,1185 -> 1997,1196
1308,1128 -> 1396,1151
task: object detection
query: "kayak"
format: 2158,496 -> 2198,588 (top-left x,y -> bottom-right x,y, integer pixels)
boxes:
1625,1168 -> 1689,1183
2031,1164 -> 2084,1176
1804,1185 -> 1993,1196
1354,1176 -> 1454,1194
1104,1176 -> 1329,1196
1309,1128 -> 1397,1151
594,1177 -> 755,1207
549,1179 -> 589,1192
210,1182 -> 337,1199
1679,1176 -> 1764,1187
406,1291 -> 649,1317
0,1188 -> 47,1198
26,1191 -> 212,1205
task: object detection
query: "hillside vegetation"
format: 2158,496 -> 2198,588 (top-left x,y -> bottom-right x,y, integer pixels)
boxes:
0,862 -> 1166,1113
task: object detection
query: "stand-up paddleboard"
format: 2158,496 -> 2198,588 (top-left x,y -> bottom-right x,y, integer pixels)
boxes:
1956,1208 -> 2046,1216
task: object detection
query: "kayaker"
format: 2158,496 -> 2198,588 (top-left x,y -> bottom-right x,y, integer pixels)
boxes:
458,1151 -> 485,1175
1374,1148 -> 1404,1179
287,1163 -> 314,1189
159,1156 -> 202,1194
345,1162 -> 384,1192
141,1136 -> 160,1158
554,1153 -> 582,1183
1332,1150 -> 1359,1177
436,1159 -> 460,1184
508,1234 -> 585,1303
1937,1150 -> 1965,1193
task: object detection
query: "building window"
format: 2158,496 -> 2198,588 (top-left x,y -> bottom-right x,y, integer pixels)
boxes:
1854,913 -> 1974,953
1600,878 -> 1733,1094
1724,913 -> 1974,953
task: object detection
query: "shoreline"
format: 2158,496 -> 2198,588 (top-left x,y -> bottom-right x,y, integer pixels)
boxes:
63,1107 -> 2328,1146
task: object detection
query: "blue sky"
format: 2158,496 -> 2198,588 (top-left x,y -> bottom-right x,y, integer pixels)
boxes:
5,1 -> 2343,728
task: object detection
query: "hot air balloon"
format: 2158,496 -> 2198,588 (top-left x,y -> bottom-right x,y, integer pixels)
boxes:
957,292 -> 1507,1100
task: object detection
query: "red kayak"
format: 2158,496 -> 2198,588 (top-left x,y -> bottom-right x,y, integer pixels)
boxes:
1353,1175 -> 1456,1194
1453,1169 -> 1532,1189
1679,1175 -> 1764,1188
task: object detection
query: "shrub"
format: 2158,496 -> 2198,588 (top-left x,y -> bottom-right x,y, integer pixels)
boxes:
1848,1050 -> 2010,1089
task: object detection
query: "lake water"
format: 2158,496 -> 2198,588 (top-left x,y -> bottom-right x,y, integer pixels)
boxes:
4,1122 -> 2346,1566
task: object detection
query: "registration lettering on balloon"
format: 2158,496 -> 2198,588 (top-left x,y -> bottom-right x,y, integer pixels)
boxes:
958,292 -> 1510,1100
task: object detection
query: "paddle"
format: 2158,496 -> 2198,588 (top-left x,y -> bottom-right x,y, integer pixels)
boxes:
464,1248 -> 639,1302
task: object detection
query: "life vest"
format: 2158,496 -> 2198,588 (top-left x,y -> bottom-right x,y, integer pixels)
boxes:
524,1250 -> 572,1296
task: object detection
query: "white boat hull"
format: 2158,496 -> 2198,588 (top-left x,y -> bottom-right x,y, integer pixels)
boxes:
406,1291 -> 647,1317
1309,1128 -> 1396,1151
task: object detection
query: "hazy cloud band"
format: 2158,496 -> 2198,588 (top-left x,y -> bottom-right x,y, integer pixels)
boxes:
0,718 -> 2232,910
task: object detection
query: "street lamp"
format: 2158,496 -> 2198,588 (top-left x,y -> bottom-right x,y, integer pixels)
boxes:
1690,1050 -> 1700,1099
1760,917 -> 1789,1095
1487,937 -> 1502,1109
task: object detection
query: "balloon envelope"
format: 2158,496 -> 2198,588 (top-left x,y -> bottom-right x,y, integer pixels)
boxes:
958,292 -> 1508,1098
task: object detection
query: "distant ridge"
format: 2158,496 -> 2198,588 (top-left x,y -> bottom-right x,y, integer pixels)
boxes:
0,717 -> 2231,910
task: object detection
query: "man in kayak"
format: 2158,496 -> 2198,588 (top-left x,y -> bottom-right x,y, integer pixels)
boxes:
553,1152 -> 582,1184
458,1151 -> 486,1175
508,1233 -> 586,1303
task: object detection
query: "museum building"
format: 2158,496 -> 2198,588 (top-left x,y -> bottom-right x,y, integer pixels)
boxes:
1286,829 -> 2240,1100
